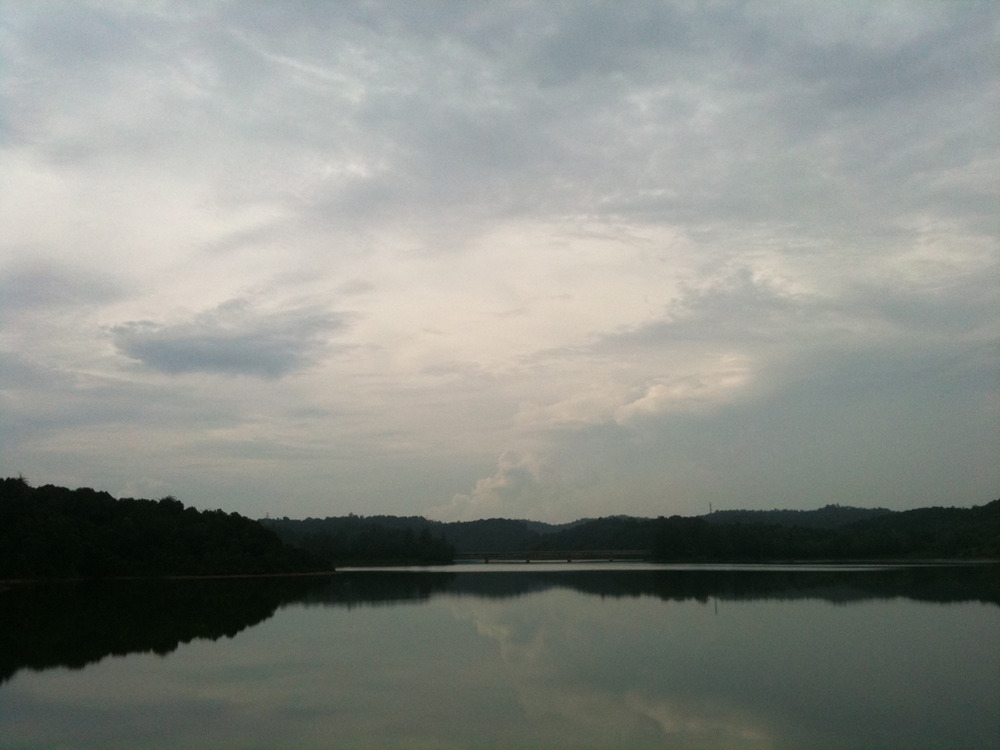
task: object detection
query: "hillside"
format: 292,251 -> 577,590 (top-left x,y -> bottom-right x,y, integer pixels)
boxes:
651,500 -> 1000,561
266,499 -> 1000,562
700,504 -> 893,528
5,477 -> 996,575
0,477 -> 329,579
261,514 -> 454,566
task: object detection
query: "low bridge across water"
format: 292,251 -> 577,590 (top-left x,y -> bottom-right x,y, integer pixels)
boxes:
453,550 -> 650,563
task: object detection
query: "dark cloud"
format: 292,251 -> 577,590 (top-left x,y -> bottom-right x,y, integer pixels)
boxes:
586,256 -> 999,361
0,261 -> 123,317
112,299 -> 347,378
523,1 -> 690,86
0,350 -> 65,391
847,276 -> 1000,337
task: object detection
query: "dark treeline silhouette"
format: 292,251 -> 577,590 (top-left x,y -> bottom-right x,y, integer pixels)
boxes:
702,504 -> 892,528
435,518 -> 554,552
530,515 -> 654,553
262,515 -> 623,558
262,514 -> 455,566
650,500 -> 1000,561
529,503 -> 1000,560
4,565 -> 996,684
266,500 -> 1000,562
0,477 -> 329,579
5,477 -> 997,576
262,516 -> 604,560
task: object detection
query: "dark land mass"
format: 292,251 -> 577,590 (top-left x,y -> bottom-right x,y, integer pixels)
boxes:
3,477 -> 998,580
701,505 -> 893,528
265,499 -> 1000,563
3,564 -> 996,684
0,477 -> 330,580
258,512 -> 455,567
644,501 -> 1000,561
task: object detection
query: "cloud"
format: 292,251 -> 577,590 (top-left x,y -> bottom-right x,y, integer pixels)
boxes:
1,2 -> 997,518
614,365 -> 751,425
111,299 -> 347,378
432,451 -> 544,521
0,260 -> 123,317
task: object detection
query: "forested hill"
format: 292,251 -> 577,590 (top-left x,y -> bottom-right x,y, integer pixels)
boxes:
4,477 -> 996,576
649,500 -> 1000,561
0,478 -> 329,579
538,502 -> 999,560
700,505 -> 893,528
262,515 -> 565,561
261,514 -> 455,566
266,500 -> 1000,562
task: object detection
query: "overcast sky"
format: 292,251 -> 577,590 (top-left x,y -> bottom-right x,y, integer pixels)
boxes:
2,1 -> 997,521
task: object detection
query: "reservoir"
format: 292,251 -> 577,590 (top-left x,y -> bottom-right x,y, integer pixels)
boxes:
2,563 -> 997,749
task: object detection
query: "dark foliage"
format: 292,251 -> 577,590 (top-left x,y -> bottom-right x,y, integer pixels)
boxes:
651,499 -> 1000,561
438,518 -> 543,553
263,515 -> 593,559
263,516 -> 599,558
528,515 -> 654,552
264,498 -> 999,563
702,504 -> 893,529
262,515 -> 455,565
5,476 -> 995,574
0,477 -> 328,579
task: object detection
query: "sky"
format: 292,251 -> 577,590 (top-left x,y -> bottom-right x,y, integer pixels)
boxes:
1,1 -> 997,522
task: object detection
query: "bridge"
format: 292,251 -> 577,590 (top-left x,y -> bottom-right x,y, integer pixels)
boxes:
453,549 -> 650,563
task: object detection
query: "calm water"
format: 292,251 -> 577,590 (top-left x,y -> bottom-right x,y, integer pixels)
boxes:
1,564 -> 998,749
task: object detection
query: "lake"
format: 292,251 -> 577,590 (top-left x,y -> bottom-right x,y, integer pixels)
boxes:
1,563 -> 998,749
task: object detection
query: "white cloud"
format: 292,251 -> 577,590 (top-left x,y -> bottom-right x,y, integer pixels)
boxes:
1,1 -> 997,517
614,362 -> 752,425
432,451 -> 545,522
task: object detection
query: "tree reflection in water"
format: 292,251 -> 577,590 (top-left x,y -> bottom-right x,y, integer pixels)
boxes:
3,564 -> 996,684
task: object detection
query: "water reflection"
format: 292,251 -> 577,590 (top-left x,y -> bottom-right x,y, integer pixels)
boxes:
315,563 -> 1000,606
0,576 -> 332,684
5,564 -> 995,749
2,564 -> 996,684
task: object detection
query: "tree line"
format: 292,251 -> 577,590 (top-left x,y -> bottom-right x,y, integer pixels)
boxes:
3,476 -> 997,580
262,514 -> 455,566
0,477 -> 329,579
648,505 -> 999,561
537,502 -> 1000,560
266,500 -> 1000,562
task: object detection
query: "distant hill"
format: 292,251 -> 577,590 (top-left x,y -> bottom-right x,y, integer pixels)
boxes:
529,516 -> 655,553
6,477 -> 996,575
700,504 -> 892,528
267,500 -> 1000,562
651,500 -> 1000,561
261,515 -> 455,566
0,477 -> 329,579
261,515 -> 590,557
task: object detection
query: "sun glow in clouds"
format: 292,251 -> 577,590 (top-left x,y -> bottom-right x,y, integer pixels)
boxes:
1,1 -> 997,520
